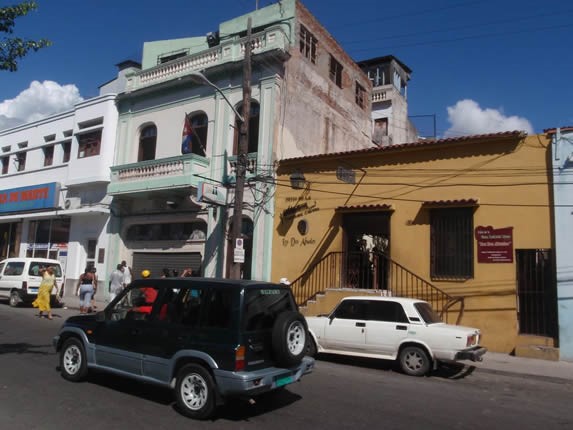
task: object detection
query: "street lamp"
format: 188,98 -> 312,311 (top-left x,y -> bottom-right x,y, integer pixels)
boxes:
188,23 -> 252,280
189,71 -> 244,122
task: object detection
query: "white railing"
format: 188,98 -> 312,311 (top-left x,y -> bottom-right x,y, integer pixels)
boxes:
126,26 -> 289,93
115,158 -> 185,181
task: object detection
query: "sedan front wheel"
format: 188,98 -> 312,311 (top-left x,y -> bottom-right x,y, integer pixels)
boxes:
398,346 -> 431,376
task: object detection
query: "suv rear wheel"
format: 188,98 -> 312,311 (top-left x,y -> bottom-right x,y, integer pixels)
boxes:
272,311 -> 307,367
175,364 -> 216,420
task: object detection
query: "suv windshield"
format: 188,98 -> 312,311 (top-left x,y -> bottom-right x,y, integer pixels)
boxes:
243,288 -> 295,331
414,302 -> 442,324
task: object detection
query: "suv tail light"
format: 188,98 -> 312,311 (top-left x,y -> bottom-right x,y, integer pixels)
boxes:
22,281 -> 27,292
235,345 -> 246,371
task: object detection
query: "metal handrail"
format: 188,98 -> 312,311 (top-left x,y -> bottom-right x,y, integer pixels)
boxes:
290,251 -> 464,322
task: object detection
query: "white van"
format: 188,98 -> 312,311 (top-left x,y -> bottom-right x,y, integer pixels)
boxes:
0,258 -> 65,307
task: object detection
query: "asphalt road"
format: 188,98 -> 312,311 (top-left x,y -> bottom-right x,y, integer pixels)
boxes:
1,302 -> 572,430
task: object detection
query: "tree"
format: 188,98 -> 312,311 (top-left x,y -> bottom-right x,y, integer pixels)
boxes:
0,1 -> 50,72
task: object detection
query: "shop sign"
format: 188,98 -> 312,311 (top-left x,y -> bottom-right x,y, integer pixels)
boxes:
475,225 -> 513,263
0,182 -> 60,214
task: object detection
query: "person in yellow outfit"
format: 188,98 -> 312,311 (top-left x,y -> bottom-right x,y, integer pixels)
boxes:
32,266 -> 58,320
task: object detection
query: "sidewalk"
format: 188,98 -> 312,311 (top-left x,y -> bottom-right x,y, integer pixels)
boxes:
470,351 -> 573,382
57,295 -> 573,382
59,295 -> 108,312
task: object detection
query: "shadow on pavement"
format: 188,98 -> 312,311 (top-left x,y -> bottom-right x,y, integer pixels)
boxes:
315,353 -> 477,380
77,369 -> 302,420
0,342 -> 53,355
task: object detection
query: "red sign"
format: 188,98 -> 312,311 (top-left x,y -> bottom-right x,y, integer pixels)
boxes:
475,226 -> 513,263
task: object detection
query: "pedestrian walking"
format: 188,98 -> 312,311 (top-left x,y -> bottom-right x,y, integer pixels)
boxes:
32,266 -> 58,320
75,267 -> 95,314
89,266 -> 99,312
109,264 -> 125,302
121,260 -> 133,287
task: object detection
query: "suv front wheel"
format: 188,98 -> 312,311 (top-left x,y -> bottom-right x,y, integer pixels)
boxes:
272,311 -> 308,367
60,338 -> 88,381
175,364 -> 216,420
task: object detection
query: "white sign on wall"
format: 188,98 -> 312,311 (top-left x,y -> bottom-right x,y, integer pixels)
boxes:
197,181 -> 227,206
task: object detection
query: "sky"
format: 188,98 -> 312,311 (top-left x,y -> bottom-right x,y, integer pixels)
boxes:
1,0 -> 572,138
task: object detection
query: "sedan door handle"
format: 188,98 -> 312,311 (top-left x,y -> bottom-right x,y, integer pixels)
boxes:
356,322 -> 366,327
395,325 -> 408,331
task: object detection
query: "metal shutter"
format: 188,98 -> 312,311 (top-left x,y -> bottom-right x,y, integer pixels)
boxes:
132,252 -> 202,279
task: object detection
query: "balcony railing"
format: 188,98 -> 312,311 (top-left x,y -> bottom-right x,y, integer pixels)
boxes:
126,26 -> 290,93
108,153 -> 209,195
227,153 -> 258,178
372,85 -> 402,103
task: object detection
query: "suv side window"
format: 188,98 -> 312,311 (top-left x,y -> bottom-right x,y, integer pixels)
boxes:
367,301 -> 408,323
4,262 -> 25,276
243,288 -> 295,331
109,285 -> 161,321
332,300 -> 368,320
201,288 -> 233,329
178,288 -> 204,327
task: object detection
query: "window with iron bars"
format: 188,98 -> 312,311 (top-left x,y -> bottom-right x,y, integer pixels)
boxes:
299,25 -> 317,64
430,207 -> 474,279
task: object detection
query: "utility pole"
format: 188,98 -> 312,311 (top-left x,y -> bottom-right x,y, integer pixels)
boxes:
229,17 -> 252,279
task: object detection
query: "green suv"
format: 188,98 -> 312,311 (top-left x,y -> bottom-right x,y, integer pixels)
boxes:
53,278 -> 314,419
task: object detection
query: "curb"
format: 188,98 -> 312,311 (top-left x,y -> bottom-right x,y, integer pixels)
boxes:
474,366 -> 573,385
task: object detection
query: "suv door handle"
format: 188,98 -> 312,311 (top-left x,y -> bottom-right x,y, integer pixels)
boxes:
395,325 -> 408,331
355,322 -> 366,327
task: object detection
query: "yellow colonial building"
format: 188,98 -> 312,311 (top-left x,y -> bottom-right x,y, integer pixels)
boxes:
272,131 -> 557,356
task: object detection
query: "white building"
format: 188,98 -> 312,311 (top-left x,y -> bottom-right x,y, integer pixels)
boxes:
0,94 -> 118,295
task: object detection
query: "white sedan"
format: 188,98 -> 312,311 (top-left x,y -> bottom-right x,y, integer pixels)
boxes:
305,296 -> 487,376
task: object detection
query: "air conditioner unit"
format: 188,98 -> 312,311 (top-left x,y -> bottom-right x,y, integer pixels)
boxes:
64,197 -> 82,210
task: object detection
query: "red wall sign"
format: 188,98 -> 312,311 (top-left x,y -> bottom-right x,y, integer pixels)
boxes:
475,226 -> 514,263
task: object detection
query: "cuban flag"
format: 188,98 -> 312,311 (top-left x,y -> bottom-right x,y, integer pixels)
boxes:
181,113 -> 192,154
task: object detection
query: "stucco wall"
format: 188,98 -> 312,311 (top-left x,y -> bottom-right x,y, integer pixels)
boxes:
272,134 -> 554,353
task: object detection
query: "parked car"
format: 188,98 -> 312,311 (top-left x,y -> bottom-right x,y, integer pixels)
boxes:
305,296 -> 486,376
0,257 -> 64,307
53,278 -> 314,420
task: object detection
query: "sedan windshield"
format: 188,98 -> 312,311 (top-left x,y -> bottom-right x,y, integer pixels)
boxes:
414,302 -> 442,324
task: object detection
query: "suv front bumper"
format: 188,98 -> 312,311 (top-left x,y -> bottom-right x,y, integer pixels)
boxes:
455,346 -> 488,362
214,356 -> 315,397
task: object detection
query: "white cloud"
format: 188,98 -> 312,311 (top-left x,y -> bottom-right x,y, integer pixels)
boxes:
445,99 -> 533,137
0,80 -> 83,131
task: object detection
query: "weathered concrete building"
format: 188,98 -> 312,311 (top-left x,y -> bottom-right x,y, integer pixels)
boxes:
105,0 -> 374,284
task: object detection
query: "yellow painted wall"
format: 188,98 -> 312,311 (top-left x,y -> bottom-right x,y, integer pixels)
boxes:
272,134 -> 553,353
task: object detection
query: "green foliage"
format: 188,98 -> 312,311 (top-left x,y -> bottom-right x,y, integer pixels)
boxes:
0,1 -> 51,72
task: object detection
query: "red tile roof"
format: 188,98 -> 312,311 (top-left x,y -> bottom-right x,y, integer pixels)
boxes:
281,131 -> 525,164
336,204 -> 394,212
421,199 -> 479,208
544,127 -> 573,134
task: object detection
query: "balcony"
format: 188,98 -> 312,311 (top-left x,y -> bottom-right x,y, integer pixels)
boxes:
125,26 -> 290,93
108,154 -> 209,195
227,153 -> 258,181
371,84 -> 403,104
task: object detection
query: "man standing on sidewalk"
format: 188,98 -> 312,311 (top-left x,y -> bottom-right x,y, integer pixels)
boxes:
121,260 -> 133,288
109,264 -> 125,302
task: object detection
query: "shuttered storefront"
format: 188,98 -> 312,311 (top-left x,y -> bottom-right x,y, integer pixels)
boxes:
132,252 -> 202,279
